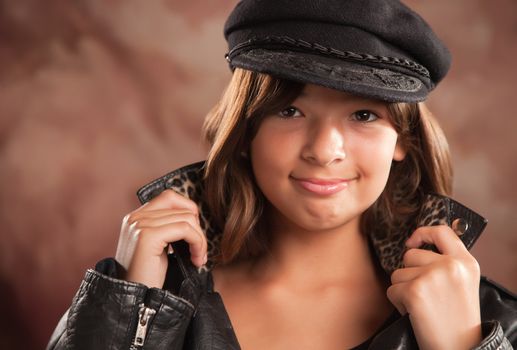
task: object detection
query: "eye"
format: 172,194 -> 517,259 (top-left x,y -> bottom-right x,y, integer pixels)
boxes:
351,110 -> 379,122
278,106 -> 302,118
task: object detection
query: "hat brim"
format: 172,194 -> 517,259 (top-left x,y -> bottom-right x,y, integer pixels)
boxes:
230,48 -> 428,103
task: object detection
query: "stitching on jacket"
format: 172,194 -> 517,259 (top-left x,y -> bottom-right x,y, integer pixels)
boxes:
163,290 -> 196,310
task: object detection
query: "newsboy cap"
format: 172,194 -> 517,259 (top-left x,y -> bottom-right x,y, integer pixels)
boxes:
224,0 -> 451,102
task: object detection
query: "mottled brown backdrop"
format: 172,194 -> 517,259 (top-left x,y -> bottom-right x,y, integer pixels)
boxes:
0,1 -> 516,348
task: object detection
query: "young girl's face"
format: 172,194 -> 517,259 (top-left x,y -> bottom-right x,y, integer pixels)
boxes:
250,84 -> 406,233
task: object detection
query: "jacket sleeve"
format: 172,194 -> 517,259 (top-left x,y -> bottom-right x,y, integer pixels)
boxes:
471,276 -> 517,350
472,321 -> 513,350
46,258 -> 196,350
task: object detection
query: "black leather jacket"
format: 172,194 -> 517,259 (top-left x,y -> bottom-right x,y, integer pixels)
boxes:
47,162 -> 517,350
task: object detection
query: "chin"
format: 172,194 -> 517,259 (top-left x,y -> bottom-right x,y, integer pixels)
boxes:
291,214 -> 360,233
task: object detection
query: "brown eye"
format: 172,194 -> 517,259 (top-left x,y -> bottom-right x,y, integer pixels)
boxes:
278,106 -> 302,118
352,110 -> 379,122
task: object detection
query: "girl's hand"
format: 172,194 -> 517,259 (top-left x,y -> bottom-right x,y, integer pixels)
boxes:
115,189 -> 207,289
387,225 -> 482,350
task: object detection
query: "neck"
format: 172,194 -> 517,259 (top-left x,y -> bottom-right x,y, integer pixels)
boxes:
249,211 -> 386,290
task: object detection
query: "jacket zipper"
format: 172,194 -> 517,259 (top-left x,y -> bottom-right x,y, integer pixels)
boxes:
130,303 -> 156,349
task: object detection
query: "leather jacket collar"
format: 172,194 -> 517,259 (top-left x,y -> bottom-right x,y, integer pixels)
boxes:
136,161 -> 488,276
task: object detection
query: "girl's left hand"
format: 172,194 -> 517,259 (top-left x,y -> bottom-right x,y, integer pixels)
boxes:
387,225 -> 482,350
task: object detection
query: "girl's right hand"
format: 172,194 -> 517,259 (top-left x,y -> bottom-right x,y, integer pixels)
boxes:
115,189 -> 207,289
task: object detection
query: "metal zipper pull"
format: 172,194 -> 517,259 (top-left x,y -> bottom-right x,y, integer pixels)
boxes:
132,303 -> 156,348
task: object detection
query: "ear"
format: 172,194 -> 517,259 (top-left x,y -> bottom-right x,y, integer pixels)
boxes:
393,139 -> 407,162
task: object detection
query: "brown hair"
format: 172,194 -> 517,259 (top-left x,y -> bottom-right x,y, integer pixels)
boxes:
203,68 -> 452,264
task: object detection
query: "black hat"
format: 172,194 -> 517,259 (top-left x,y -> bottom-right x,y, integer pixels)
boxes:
224,0 -> 451,102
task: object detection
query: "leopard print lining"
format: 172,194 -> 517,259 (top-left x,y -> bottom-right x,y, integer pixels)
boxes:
368,195 -> 451,274
136,161 -> 487,276
136,161 -> 221,271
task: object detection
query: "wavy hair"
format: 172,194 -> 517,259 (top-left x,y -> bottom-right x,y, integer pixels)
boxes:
203,68 -> 452,264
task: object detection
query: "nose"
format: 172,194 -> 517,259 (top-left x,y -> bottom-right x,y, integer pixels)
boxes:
301,119 -> 346,166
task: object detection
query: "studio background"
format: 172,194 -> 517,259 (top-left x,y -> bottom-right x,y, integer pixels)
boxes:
1,1 -> 516,348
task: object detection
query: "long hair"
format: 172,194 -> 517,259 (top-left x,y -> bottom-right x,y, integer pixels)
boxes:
203,68 -> 303,263
203,68 -> 452,264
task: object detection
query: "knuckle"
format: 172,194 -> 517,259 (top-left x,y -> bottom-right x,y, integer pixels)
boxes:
178,221 -> 192,232
157,189 -> 179,203
123,213 -> 131,223
162,189 -> 177,199
132,220 -> 145,230
186,213 -> 199,227
386,285 -> 395,300
390,269 -> 400,283
412,226 -> 425,235
185,201 -> 199,216
191,202 -> 199,214
158,189 -> 199,214
193,230 -> 204,246
191,202 -> 199,216
468,257 -> 481,275
126,216 -> 145,230
123,213 -> 134,225
174,221 -> 198,242
425,267 -> 442,285
402,248 -> 416,264
134,228 -> 158,248
437,224 -> 450,231
124,212 -> 141,226
442,258 -> 470,281
424,225 -> 443,239
132,227 -> 144,241
442,225 -> 460,239
430,225 -> 447,236
444,257 -> 462,273
407,279 -> 426,302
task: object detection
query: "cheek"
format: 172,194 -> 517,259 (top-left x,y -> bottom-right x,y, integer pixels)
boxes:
250,123 -> 300,178
250,124 -> 302,215
250,128 -> 285,192
350,133 -> 399,187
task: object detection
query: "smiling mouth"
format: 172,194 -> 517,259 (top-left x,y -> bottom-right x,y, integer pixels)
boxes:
290,176 -> 356,195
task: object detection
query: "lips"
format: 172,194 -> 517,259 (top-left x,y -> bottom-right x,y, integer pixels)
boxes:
290,176 -> 355,195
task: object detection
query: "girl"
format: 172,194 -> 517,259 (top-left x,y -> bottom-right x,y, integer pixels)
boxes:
48,0 -> 517,349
